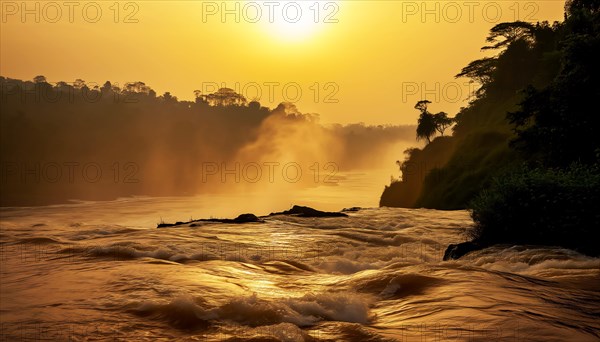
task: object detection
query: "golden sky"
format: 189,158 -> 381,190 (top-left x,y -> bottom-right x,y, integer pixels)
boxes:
1,1 -> 565,124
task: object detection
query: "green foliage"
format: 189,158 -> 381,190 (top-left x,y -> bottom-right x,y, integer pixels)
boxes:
382,17 -> 565,209
380,136 -> 456,207
417,131 -> 518,209
509,1 -> 600,168
381,1 -> 600,255
469,164 -> 600,255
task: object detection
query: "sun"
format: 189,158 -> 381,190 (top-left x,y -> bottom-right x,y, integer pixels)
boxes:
250,1 -> 340,42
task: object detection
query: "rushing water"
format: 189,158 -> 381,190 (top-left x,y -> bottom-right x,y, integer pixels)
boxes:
1,185 -> 599,341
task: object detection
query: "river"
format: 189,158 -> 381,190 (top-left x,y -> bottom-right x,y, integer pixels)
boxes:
1,172 -> 599,341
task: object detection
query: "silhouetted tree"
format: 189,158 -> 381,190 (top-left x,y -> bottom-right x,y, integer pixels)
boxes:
248,101 -> 261,110
101,81 -> 112,93
482,21 -> 536,51
414,101 -> 453,142
415,100 -> 436,143
33,75 -> 47,84
202,88 -> 246,106
509,0 -> 600,167
73,79 -> 86,89
565,0 -> 600,15
160,91 -> 177,103
414,99 -> 431,113
456,57 -> 497,86
124,81 -> 152,94
433,112 -> 453,136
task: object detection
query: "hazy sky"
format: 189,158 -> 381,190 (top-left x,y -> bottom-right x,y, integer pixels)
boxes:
1,1 -> 564,124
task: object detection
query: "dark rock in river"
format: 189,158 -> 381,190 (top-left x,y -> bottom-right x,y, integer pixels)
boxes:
157,213 -> 262,228
443,241 -> 483,260
198,213 -> 263,224
231,213 -> 261,223
269,205 -> 348,218
157,205 -> 350,228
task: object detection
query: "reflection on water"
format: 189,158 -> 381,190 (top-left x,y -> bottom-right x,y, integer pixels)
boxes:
1,174 -> 599,341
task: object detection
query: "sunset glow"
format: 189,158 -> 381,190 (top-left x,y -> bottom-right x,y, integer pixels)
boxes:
0,1 -> 564,124
259,1 -> 340,42
2,1 -> 599,341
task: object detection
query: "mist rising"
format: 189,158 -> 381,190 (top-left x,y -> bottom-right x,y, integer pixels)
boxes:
0,77 -> 415,206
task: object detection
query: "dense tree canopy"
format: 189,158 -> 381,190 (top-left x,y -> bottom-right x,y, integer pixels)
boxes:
382,0 -> 599,211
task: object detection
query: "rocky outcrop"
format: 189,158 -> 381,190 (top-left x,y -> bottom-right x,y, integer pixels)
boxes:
157,213 -> 262,228
157,205 -> 351,228
269,205 -> 348,218
443,241 -> 484,260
